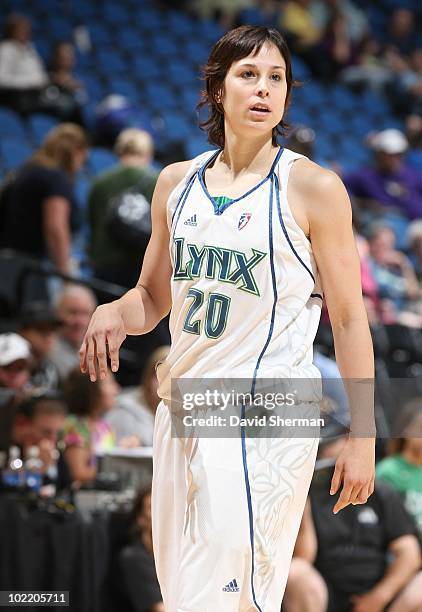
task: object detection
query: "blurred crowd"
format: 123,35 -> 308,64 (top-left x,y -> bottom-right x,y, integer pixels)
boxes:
0,1 -> 421,611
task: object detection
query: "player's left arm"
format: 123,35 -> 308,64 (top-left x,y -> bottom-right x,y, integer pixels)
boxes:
295,160 -> 376,514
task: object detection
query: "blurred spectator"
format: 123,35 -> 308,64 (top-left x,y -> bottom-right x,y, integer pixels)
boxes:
118,487 -> 163,612
19,302 -> 63,393
8,392 -> 68,487
0,333 -> 31,396
280,0 -> 323,75
94,95 -> 155,149
355,233 -> 382,325
0,13 -> 49,115
344,129 -> 422,221
387,8 -> 417,56
283,500 -> 328,612
61,368 -> 117,485
285,125 -> 316,158
341,38 -> 393,94
48,41 -> 86,124
188,0 -> 252,28
106,346 -> 170,447
406,113 -> 422,151
388,48 -> 422,117
284,425 -> 422,612
281,0 -> 322,49
0,124 -> 88,277
311,0 -> 368,44
367,223 -> 421,324
0,333 -> 31,452
408,220 -> 422,280
48,284 -> 97,383
377,398 -> 422,537
318,9 -> 359,80
88,128 -> 157,290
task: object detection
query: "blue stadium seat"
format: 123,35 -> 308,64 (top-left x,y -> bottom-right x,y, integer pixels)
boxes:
407,150 -> 422,169
89,24 -> 112,47
134,8 -> 164,31
88,148 -> 118,174
0,107 -> 27,139
186,135 -> 214,159
107,79 -> 139,102
27,114 -> 59,146
0,138 -> 32,170
291,55 -> 311,81
150,35 -> 180,58
167,11 -> 196,37
96,50 -> 127,74
239,8 -> 279,27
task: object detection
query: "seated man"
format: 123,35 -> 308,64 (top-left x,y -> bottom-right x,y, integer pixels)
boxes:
283,420 -> 422,612
48,284 -> 97,383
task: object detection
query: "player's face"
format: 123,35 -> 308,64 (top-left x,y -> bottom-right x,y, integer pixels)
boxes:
221,43 -> 287,140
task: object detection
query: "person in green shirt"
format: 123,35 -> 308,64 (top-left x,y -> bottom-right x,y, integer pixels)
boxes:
377,398 -> 422,536
88,128 -> 158,290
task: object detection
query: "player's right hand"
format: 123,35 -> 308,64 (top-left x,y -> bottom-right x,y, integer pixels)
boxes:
79,302 -> 126,381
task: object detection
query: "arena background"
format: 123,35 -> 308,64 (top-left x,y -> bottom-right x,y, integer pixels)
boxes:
0,0 -> 421,611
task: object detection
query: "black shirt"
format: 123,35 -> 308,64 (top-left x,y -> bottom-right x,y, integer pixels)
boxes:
118,539 -> 162,612
0,163 -> 80,258
311,468 -> 418,595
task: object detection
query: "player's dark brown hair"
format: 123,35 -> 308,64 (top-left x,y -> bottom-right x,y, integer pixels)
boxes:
198,25 -> 296,149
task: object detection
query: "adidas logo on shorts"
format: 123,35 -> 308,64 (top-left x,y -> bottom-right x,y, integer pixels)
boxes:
184,214 -> 197,226
222,578 -> 240,592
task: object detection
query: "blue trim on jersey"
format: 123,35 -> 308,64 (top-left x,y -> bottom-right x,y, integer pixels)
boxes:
240,409 -> 263,612
199,147 -> 284,216
274,174 -> 316,284
251,176 -> 278,394
240,176 -> 278,612
171,172 -> 196,238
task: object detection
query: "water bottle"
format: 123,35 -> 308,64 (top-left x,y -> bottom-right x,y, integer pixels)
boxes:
2,446 -> 24,489
24,446 -> 43,493
41,448 -> 59,498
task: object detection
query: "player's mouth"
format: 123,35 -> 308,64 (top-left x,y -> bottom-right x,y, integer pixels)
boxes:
249,103 -> 271,115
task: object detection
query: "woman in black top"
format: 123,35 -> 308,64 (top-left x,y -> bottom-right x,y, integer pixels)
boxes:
0,123 -> 88,275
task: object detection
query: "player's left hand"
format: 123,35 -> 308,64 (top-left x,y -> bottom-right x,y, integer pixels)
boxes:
350,587 -> 390,612
330,436 -> 375,514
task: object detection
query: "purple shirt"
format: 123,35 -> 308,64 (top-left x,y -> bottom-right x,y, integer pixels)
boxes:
344,165 -> 422,220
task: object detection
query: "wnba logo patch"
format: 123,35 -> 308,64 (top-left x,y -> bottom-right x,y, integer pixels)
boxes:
238,213 -> 251,230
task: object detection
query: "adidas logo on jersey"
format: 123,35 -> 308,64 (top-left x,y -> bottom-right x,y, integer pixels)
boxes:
222,579 -> 240,592
184,214 -> 197,226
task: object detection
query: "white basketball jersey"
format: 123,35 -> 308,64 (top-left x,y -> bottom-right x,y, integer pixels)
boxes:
157,147 -> 323,403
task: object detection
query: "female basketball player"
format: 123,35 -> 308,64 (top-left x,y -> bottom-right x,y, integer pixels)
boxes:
80,26 -> 375,612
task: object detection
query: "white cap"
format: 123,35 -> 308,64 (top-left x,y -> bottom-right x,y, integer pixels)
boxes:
0,333 -> 31,366
370,129 -> 408,154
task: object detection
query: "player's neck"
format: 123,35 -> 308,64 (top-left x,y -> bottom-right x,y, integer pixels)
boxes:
220,132 -> 277,178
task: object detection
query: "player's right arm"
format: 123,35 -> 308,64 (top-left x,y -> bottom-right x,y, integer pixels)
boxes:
79,160 -> 191,381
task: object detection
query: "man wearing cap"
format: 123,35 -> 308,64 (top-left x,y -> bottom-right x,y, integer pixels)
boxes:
0,333 -> 32,394
0,333 -> 32,453
283,419 -> 422,612
19,301 -> 62,393
344,129 -> 422,221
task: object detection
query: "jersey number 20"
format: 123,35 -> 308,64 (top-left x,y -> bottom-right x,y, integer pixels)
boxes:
183,288 -> 231,339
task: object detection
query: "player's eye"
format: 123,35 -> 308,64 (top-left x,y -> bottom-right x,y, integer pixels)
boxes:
241,70 -> 255,79
271,73 -> 282,82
